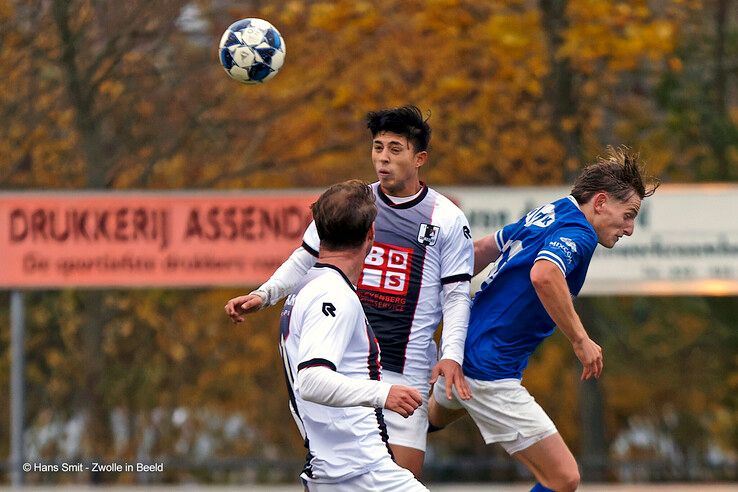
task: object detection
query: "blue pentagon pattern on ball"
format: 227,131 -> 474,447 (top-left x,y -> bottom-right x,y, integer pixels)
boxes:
218,18 -> 286,84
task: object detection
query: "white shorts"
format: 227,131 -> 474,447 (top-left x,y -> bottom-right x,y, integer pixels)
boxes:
433,376 -> 557,454
381,370 -> 430,452
304,462 -> 428,491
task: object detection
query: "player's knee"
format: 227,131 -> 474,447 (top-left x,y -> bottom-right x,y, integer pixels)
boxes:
428,398 -> 465,429
427,422 -> 444,433
550,467 -> 580,492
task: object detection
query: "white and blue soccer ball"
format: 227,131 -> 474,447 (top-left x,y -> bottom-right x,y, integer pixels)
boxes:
219,18 -> 286,84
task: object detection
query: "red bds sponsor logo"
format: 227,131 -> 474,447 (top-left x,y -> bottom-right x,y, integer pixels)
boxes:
359,242 -> 413,295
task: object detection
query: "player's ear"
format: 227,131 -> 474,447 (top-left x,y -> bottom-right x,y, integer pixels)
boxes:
593,192 -> 608,212
364,223 -> 375,256
415,150 -> 428,169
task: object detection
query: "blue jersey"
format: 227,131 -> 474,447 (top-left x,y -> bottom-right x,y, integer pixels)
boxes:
463,196 -> 598,381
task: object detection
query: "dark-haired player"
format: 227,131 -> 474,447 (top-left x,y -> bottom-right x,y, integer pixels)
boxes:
226,106 -> 474,477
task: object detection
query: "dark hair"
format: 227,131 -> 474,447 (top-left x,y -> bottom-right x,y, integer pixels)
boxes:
311,180 -> 377,250
366,105 -> 431,153
571,146 -> 660,204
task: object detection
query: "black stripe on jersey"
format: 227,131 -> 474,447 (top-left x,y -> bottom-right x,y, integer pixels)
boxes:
365,322 -> 381,381
441,273 -> 472,285
399,242 -> 428,373
302,448 -> 315,479
376,183 -> 429,209
298,358 -> 337,372
374,408 -> 393,459
279,345 -> 314,476
279,347 -> 301,424
302,241 -> 319,258
314,262 -> 355,290
361,241 -> 427,375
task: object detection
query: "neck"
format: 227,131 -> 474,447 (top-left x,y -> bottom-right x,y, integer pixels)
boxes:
318,249 -> 365,285
579,200 -> 596,226
381,180 -> 422,198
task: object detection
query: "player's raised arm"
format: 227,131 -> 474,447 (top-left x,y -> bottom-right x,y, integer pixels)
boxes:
224,223 -> 319,323
530,259 -> 602,380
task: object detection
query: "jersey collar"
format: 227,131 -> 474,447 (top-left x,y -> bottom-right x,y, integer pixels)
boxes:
566,195 -> 581,210
314,262 -> 356,290
377,181 -> 428,209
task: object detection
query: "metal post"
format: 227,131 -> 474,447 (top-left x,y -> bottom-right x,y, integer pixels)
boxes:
10,290 -> 25,486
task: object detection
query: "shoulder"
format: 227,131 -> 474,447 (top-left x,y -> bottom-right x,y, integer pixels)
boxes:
426,187 -> 468,224
297,269 -> 360,312
550,221 -> 597,256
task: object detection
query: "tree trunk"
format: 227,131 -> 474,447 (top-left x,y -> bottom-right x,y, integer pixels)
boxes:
539,0 -> 583,181
711,0 -> 731,180
53,1 -> 113,481
578,377 -> 608,480
574,298 -> 609,480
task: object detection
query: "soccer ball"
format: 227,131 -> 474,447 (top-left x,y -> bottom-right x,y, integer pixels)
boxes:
218,18 -> 286,84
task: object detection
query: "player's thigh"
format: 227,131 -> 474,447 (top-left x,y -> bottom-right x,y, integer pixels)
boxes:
388,443 -> 424,478
430,375 -> 468,427
455,378 -> 557,446
381,370 -> 430,452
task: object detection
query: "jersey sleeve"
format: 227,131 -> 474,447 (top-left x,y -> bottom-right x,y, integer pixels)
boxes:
302,221 -> 320,258
494,220 -> 521,251
296,290 -> 363,372
256,246 -> 316,306
440,211 -> 474,284
536,226 -> 597,277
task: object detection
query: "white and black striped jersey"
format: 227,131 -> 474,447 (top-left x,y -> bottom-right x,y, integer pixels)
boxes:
302,182 -> 474,376
279,263 -> 393,483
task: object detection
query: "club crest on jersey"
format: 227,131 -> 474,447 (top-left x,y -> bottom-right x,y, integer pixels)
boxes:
417,223 -> 440,246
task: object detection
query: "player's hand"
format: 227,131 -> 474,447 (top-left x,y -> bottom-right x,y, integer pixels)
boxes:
430,359 -> 472,400
384,385 -> 422,418
224,293 -> 264,323
572,337 -> 603,380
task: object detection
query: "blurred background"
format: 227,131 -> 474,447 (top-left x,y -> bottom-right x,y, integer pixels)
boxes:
0,0 -> 737,488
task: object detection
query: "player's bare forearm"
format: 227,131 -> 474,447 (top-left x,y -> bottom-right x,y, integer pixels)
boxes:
473,235 -> 501,276
530,260 -> 602,379
531,260 -> 585,342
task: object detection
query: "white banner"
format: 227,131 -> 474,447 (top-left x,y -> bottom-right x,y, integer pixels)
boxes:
440,185 -> 738,296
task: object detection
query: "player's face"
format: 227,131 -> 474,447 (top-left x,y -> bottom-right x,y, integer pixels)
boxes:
371,131 -> 427,197
593,192 -> 641,248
